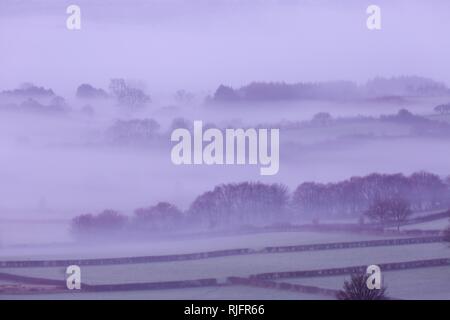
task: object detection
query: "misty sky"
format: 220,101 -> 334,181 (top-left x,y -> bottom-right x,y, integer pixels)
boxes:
1,0 -> 450,96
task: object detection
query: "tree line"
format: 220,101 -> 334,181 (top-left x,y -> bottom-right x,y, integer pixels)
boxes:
212,76 -> 450,103
70,172 -> 450,239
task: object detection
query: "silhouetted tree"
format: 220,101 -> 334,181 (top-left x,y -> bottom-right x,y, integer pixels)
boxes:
76,83 -> 108,99
389,198 -> 413,231
365,198 -> 412,229
134,202 -> 183,231
336,274 -> 388,300
365,198 -> 392,224
2,83 -> 55,98
213,85 -> 239,102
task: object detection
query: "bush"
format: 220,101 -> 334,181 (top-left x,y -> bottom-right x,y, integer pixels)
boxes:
336,273 -> 388,300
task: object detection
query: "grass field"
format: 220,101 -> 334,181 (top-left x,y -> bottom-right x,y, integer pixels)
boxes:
1,284 -> 333,300
400,218 -> 449,231
2,242 -> 447,285
1,224 -> 448,300
0,230 -> 407,260
279,266 -> 450,300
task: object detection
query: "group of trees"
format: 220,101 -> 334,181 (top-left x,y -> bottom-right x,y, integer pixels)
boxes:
71,202 -> 184,239
364,76 -> 449,97
71,172 -> 450,239
292,172 -> 449,218
213,81 -> 360,102
70,182 -> 290,239
434,103 -> 450,115
188,182 -> 289,228
106,118 -> 161,145
381,109 -> 450,136
76,84 -> 108,100
75,79 -> 151,108
212,76 -> 450,103
71,209 -> 128,238
0,83 -> 69,114
6,97 -> 68,114
1,83 -> 55,99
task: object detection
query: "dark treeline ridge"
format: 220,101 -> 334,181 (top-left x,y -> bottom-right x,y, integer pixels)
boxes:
71,171 -> 450,240
104,109 -> 450,147
212,76 -> 450,103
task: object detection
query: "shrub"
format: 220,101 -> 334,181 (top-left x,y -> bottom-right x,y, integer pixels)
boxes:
336,273 -> 388,300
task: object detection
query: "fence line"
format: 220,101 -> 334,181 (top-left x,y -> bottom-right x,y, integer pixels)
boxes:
0,236 -> 445,269
227,276 -> 338,297
3,258 -> 447,295
253,258 -> 450,280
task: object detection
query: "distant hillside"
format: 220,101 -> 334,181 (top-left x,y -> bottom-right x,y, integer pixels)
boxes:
212,76 -> 450,103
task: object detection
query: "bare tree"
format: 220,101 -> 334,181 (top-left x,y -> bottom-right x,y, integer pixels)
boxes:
365,198 -> 392,224
389,198 -> 412,231
365,198 -> 412,230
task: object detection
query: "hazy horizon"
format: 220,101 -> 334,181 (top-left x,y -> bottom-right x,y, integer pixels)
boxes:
1,0 -> 450,96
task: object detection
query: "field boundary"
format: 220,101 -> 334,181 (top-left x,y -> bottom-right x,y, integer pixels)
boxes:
0,236 -> 445,268
2,258 -> 448,296
252,258 -> 450,280
228,276 -> 338,297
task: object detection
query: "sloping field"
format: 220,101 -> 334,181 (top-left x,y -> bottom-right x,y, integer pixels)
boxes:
278,266 -> 450,300
1,242 -> 447,285
0,230 -> 407,261
0,284 -> 333,300
399,218 -> 449,231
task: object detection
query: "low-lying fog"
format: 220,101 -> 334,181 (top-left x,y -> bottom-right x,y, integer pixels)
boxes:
1,0 -> 450,249
1,97 -> 450,222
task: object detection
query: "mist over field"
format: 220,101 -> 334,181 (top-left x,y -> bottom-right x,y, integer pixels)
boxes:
0,0 -> 449,301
